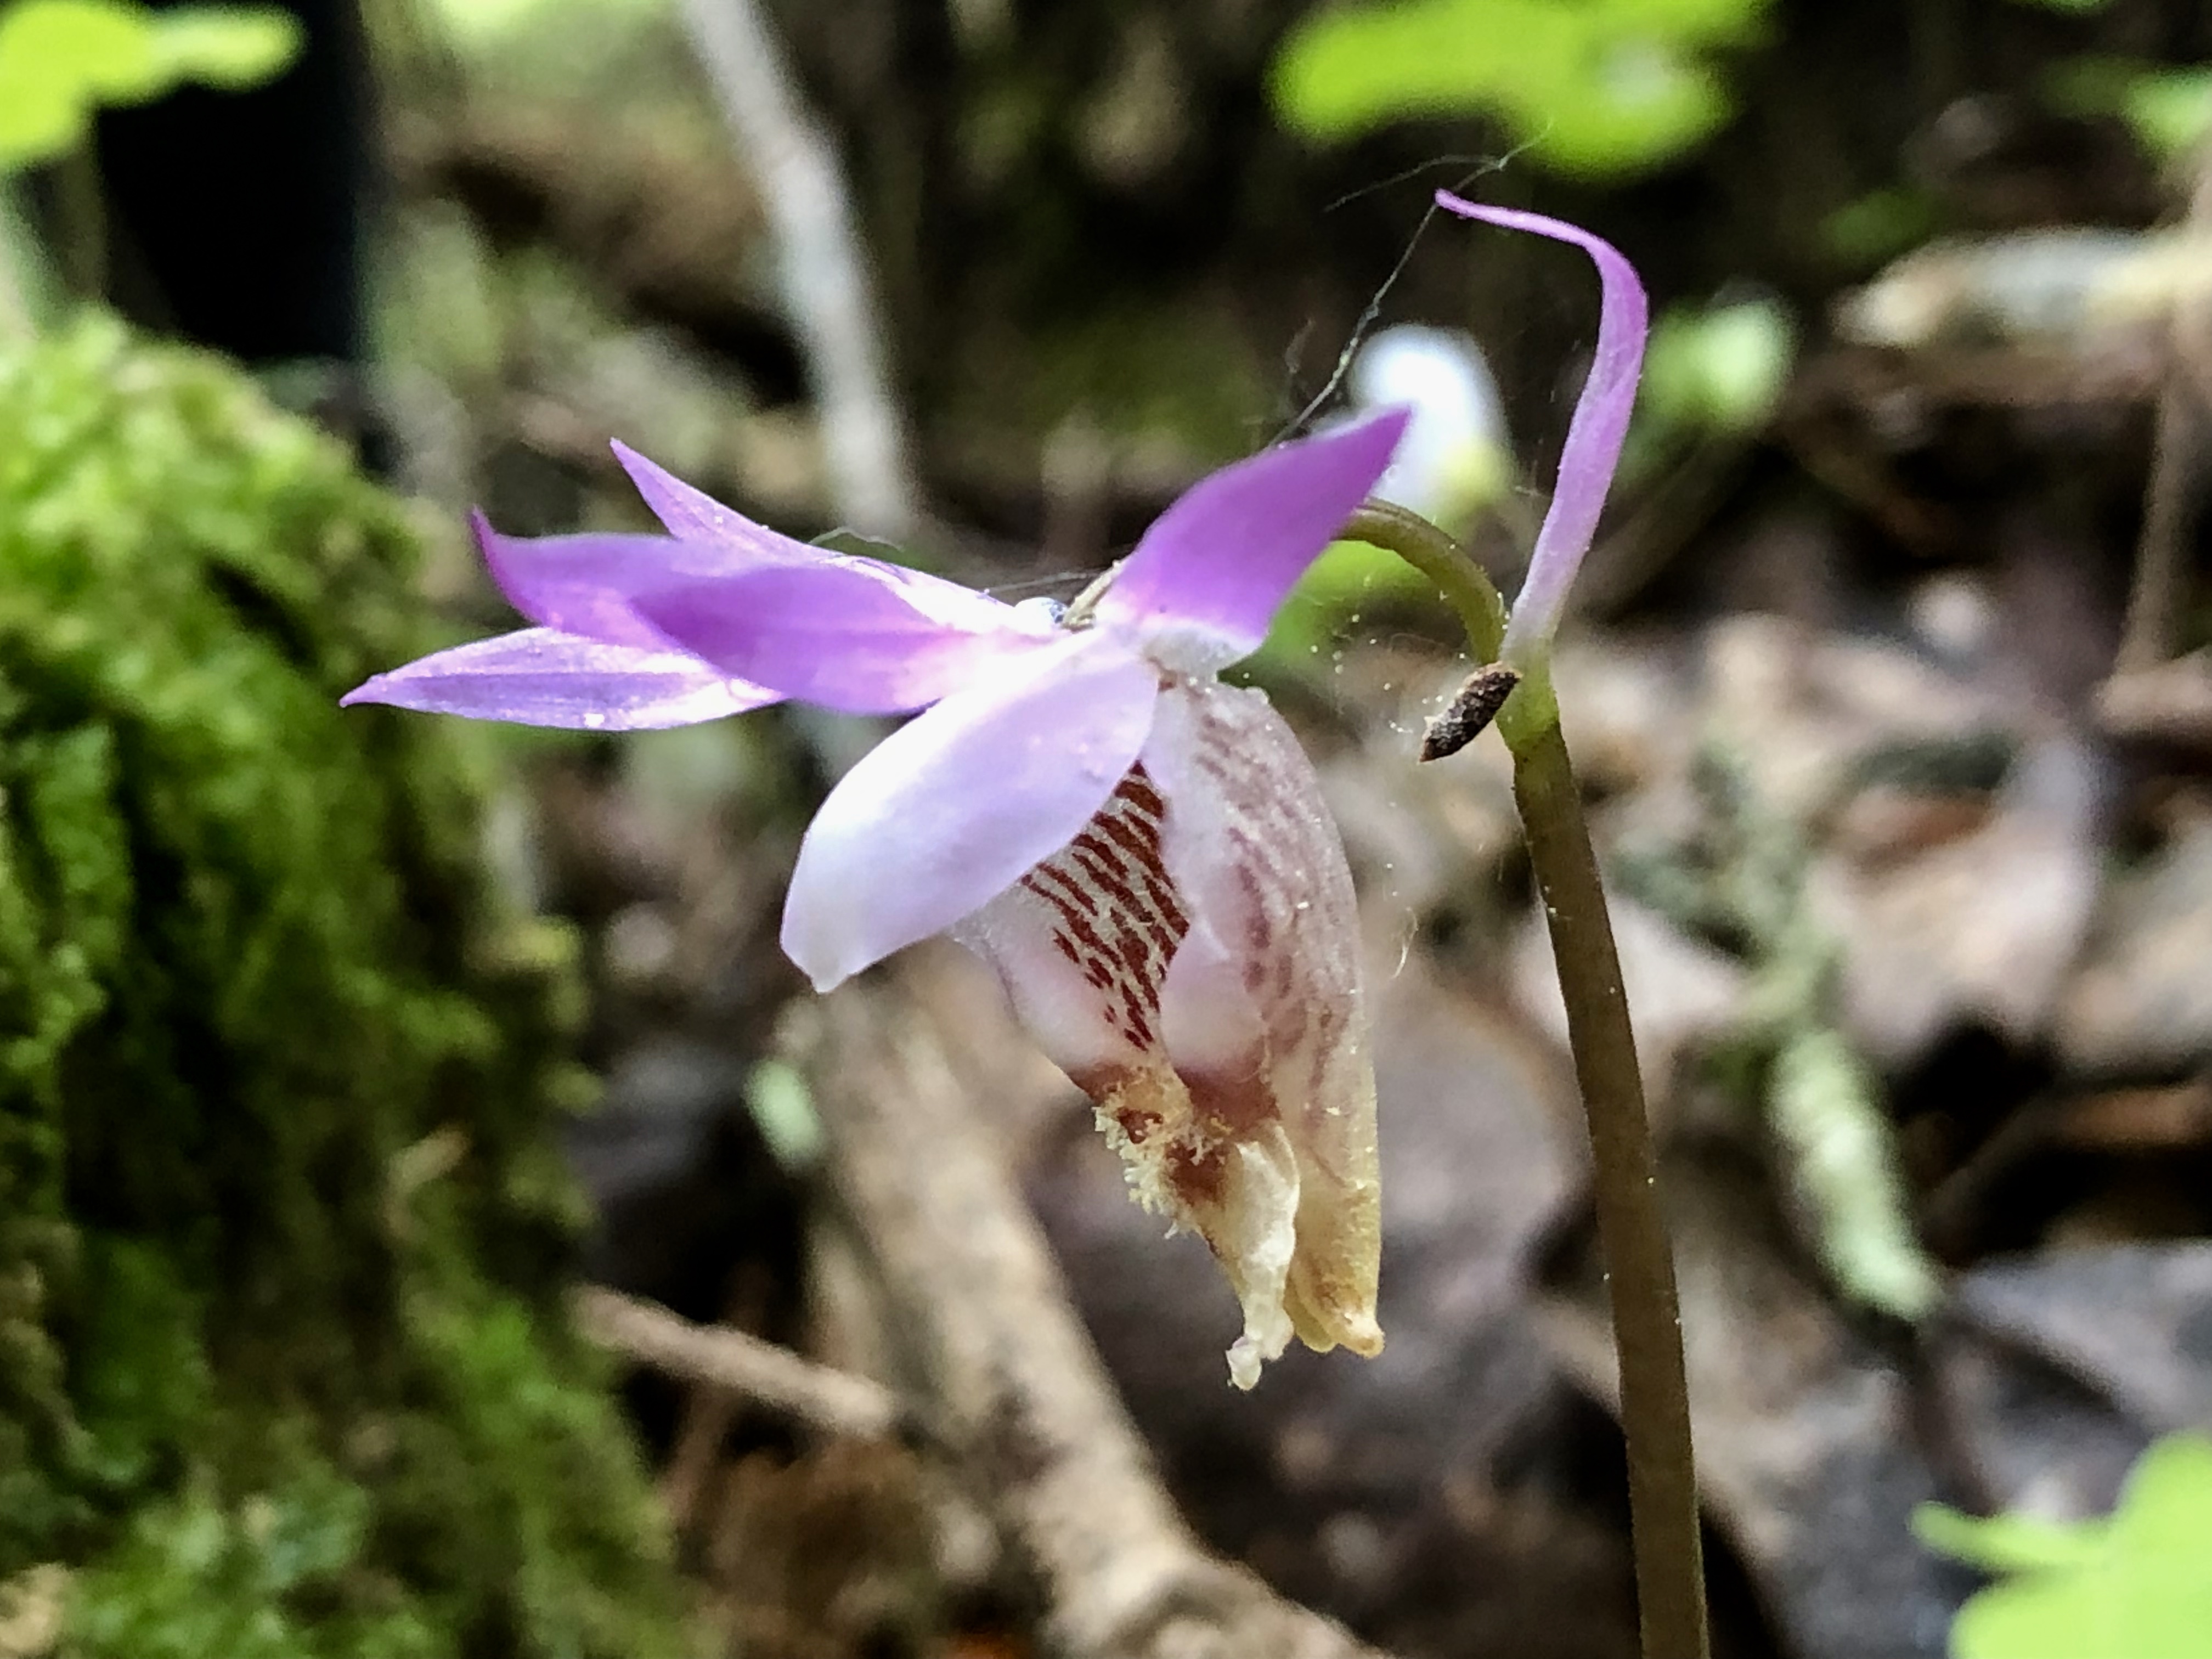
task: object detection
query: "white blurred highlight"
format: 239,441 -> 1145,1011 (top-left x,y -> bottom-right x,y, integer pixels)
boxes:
1347,324 -> 1508,528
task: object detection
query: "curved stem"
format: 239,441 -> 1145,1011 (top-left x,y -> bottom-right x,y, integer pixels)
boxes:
1344,505 -> 1708,1659
1342,500 -> 1507,661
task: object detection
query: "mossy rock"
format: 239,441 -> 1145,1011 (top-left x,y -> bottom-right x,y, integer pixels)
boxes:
0,317 -> 691,1658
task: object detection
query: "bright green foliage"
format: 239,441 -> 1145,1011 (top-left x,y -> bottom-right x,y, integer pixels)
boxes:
1918,1434 -> 2212,1659
64,1465 -> 439,1659
2046,57 -> 2212,164
0,317 -> 689,1657
2117,67 -> 2212,160
1272,0 -> 1771,179
744,1058 -> 823,1175
1621,294 -> 1795,478
1639,296 -> 1793,438
1820,187 -> 1939,272
1263,535 -> 1454,664
0,0 -> 301,171
417,0 -> 667,54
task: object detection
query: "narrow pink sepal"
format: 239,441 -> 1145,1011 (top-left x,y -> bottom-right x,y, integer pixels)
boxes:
637,564 -> 1049,715
338,627 -> 781,729
472,512 -> 729,651
1095,408 -> 1409,672
1434,192 -> 1648,662
612,440 -> 825,559
611,439 -> 1024,631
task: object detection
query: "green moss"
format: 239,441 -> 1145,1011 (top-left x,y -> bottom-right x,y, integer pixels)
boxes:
0,317 -> 690,1657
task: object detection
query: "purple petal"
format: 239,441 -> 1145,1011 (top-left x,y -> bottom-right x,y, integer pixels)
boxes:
338,627 -> 780,729
474,514 -> 738,650
780,633 -> 1161,990
1094,408 -> 1409,672
612,440 -> 824,558
1434,193 -> 1649,662
614,439 -> 1023,623
610,442 -> 1048,708
635,562 -> 1052,714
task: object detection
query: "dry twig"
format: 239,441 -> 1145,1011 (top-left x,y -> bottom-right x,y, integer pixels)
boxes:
575,1284 -> 910,1443
678,0 -> 921,539
2117,149 -> 2212,674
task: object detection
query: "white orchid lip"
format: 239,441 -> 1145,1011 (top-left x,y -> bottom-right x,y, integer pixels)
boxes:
958,678 -> 1386,1386
344,407 -> 1413,1386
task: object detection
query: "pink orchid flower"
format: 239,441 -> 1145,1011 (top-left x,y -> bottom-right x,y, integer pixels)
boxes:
347,409 -> 1412,1387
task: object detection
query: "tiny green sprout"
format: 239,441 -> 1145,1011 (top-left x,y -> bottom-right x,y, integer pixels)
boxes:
2120,69 -> 2212,163
1640,296 -> 1795,439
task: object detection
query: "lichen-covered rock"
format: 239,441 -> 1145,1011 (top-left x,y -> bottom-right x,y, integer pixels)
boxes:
0,318 -> 690,1658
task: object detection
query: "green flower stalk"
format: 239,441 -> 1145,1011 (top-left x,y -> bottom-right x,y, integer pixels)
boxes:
1348,193 -> 1708,1659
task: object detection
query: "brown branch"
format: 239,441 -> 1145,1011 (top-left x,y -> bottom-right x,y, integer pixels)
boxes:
2118,150 -> 2212,673
574,1284 -> 911,1443
678,0 -> 921,539
785,978 -> 1397,1659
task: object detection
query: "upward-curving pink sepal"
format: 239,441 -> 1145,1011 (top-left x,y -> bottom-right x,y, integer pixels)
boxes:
1434,193 -> 1648,663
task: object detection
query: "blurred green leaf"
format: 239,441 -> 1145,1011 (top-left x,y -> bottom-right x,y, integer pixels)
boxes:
1914,1502 -> 2101,1577
1921,1434 -> 2212,1659
2122,68 -> 2212,162
0,0 -> 160,97
1821,185 -> 1938,270
148,7 -> 300,88
1767,1026 -> 1937,1320
1640,295 -> 1793,436
2044,55 -> 2212,163
745,1058 -> 824,1173
1254,535 -> 1443,672
0,0 -> 157,165
0,80 -> 82,164
422,0 -> 667,52
0,0 -> 300,171
1272,0 -> 1769,179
